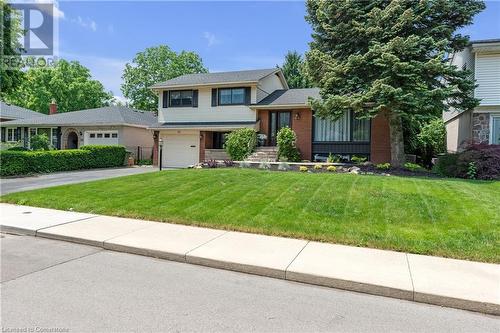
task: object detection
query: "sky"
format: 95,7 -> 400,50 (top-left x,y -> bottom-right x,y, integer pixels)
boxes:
53,0 -> 500,101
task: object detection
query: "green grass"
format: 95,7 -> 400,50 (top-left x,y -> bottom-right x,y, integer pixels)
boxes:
2,169 -> 499,263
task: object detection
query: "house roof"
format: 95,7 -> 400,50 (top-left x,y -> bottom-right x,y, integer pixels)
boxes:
0,101 -> 44,120
0,106 -> 157,128
253,88 -> 321,108
151,68 -> 283,89
470,38 -> 500,45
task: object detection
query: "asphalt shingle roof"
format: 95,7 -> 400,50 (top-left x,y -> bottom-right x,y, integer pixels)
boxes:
0,106 -> 157,127
0,101 -> 44,120
151,68 -> 280,88
255,88 -> 321,106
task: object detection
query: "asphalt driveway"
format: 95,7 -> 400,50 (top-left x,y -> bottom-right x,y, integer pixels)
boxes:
0,167 -> 156,194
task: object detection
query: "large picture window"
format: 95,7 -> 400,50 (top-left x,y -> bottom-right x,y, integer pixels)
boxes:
313,111 -> 370,142
219,88 -> 245,105
169,90 -> 193,107
314,112 -> 350,142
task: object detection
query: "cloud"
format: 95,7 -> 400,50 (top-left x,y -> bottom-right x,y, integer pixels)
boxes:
203,31 -> 221,47
70,16 -> 97,32
33,0 -> 65,19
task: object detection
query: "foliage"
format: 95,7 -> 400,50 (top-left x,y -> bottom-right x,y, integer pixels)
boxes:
121,45 -> 207,111
313,164 -> 322,170
206,160 -> 218,168
137,159 -> 153,166
467,162 -> 477,180
277,162 -> 291,171
280,51 -> 312,89
0,145 -> 126,176
299,166 -> 308,172
403,162 -> 424,172
417,118 -> 447,166
0,1 -> 23,97
305,0 -> 484,165
4,60 -> 113,114
327,165 -> 336,172
223,160 -> 235,167
7,146 -> 29,151
276,127 -> 301,162
351,156 -> 367,164
376,163 -> 391,170
224,128 -> 257,161
30,134 -> 51,151
434,144 -> 500,180
258,161 -> 271,170
327,153 -> 341,163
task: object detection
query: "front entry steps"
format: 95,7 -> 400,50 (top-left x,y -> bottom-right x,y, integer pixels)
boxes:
245,147 -> 278,162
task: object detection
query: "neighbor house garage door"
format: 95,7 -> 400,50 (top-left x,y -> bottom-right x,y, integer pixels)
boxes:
162,134 -> 199,168
84,131 -> 119,145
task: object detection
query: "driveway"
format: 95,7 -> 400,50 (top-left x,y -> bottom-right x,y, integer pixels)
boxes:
1,234 -> 498,332
0,167 -> 156,194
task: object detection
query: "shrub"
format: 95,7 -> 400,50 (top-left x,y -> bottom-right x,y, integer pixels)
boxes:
206,159 -> 218,168
433,153 -> 459,177
223,159 -> 234,167
403,162 -> 424,172
277,162 -> 291,171
137,159 -> 153,166
313,164 -> 322,170
224,128 -> 257,161
376,163 -> 391,170
276,127 -> 301,162
258,161 -> 271,170
417,118 -> 446,166
327,153 -> 341,163
7,146 -> 29,151
30,134 -> 51,151
327,165 -> 336,172
299,166 -> 308,172
351,155 -> 367,164
0,145 -> 127,177
467,161 -> 477,179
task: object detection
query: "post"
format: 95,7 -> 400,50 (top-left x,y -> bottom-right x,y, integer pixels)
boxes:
137,146 -> 140,161
159,138 -> 163,171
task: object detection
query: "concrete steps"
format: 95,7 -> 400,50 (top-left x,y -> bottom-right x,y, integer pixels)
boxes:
246,147 -> 278,162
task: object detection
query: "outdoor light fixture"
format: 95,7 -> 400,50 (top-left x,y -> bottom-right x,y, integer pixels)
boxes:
159,138 -> 163,171
294,112 -> 301,120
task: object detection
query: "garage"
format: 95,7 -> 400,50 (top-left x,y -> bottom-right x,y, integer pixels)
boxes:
84,131 -> 119,145
162,133 -> 199,168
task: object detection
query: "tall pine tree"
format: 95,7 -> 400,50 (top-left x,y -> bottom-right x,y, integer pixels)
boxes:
305,0 -> 484,166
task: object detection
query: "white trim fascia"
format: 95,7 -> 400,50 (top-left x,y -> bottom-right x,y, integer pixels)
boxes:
151,81 -> 259,91
250,104 -> 311,110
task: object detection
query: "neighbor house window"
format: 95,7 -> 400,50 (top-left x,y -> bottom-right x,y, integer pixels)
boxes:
219,88 -> 245,105
97,133 -> 103,138
314,112 -> 350,142
169,90 -> 193,107
7,128 -> 18,142
112,133 -> 118,138
491,115 -> 500,144
90,133 -> 96,138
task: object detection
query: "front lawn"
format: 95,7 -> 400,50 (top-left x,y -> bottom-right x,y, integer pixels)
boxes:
2,169 -> 499,263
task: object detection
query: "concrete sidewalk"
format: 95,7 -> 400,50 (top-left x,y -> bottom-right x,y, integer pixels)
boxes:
1,203 -> 498,315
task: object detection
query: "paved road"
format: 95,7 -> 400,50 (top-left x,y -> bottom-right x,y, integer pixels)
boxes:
1,234 -> 498,332
0,167 -> 156,194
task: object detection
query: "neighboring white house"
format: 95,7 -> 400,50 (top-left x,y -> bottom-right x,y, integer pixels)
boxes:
444,38 -> 500,151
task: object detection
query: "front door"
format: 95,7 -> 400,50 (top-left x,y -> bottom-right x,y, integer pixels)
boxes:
269,111 -> 291,145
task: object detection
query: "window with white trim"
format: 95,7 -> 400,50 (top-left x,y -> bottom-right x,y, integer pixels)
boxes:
491,115 -> 500,145
314,112 -> 350,142
7,128 -> 18,142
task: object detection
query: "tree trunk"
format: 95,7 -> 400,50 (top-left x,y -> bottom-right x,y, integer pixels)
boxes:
388,110 -> 405,167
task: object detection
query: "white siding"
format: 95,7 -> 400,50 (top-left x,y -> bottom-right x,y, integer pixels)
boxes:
475,53 -> 500,105
158,87 -> 257,123
257,73 -> 287,102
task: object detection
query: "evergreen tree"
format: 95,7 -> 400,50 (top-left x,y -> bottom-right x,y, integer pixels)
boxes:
281,51 -> 311,89
305,0 -> 484,165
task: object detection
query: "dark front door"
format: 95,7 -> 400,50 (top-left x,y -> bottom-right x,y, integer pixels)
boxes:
269,111 -> 291,145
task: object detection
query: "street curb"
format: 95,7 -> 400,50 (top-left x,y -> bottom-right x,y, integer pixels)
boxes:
2,220 -> 498,316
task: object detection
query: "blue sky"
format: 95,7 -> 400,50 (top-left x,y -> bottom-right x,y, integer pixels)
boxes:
56,0 -> 500,100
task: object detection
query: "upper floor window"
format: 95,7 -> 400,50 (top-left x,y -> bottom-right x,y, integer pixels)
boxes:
219,88 -> 245,105
170,90 -> 193,107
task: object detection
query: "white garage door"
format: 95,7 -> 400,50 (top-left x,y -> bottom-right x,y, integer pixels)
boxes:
85,131 -> 119,145
162,134 -> 199,168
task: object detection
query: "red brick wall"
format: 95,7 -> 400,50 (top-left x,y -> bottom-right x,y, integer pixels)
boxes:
257,108 -> 312,160
370,110 -> 391,163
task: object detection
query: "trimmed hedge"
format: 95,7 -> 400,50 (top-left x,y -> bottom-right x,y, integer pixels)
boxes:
0,145 -> 127,177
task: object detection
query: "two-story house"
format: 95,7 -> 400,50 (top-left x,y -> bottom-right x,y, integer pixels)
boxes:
150,68 -> 391,168
444,38 -> 500,151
